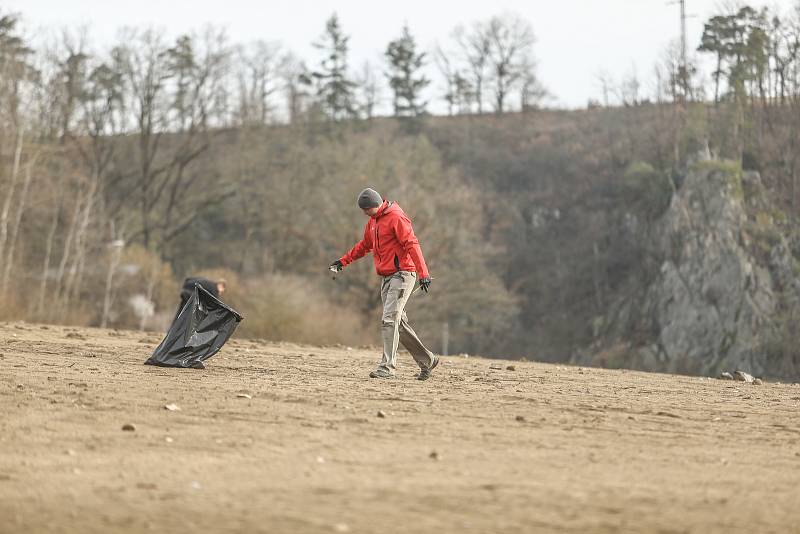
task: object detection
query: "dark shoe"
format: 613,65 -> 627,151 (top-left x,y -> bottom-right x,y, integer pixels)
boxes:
369,368 -> 396,379
417,355 -> 439,381
191,361 -> 206,369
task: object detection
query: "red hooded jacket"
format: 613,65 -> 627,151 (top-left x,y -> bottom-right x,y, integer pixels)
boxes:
340,200 -> 429,279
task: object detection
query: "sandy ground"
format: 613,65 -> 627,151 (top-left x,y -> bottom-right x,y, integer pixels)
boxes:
1,321 -> 799,534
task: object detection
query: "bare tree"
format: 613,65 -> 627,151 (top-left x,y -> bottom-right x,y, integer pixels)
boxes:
617,65 -> 642,107
158,28 -> 233,250
485,13 -> 536,113
434,45 -> 472,115
452,22 -> 491,113
114,27 -> 233,251
355,60 -> 380,119
113,27 -> 172,249
518,54 -> 547,111
44,51 -> 128,315
280,52 -> 310,124
595,69 -> 614,107
235,40 -> 282,125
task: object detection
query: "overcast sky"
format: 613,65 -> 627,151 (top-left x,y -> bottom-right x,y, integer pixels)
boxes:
6,0 -> 797,110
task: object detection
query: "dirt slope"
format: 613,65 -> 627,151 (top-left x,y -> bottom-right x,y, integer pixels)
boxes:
1,321 -> 799,534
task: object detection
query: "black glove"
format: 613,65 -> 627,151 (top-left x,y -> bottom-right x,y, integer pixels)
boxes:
419,276 -> 431,293
329,260 -> 344,273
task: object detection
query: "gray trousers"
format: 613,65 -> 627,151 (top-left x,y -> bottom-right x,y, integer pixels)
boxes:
377,271 -> 435,372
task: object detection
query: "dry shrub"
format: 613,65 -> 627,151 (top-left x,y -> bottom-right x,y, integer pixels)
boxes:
111,245 -> 178,330
590,342 -> 635,370
763,311 -> 800,378
201,270 -> 372,346
0,294 -> 26,321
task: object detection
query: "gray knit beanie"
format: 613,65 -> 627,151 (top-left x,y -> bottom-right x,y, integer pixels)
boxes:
357,188 -> 382,209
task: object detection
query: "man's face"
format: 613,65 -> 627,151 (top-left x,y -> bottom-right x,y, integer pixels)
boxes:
217,283 -> 226,296
362,206 -> 379,217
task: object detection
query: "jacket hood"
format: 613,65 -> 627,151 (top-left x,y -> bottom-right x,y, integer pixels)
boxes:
372,200 -> 401,218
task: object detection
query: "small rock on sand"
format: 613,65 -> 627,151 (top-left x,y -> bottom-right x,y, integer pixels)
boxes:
122,423 -> 136,431
733,371 -> 755,383
377,410 -> 386,418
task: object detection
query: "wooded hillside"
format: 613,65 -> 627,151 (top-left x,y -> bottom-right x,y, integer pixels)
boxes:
2,5 -> 800,374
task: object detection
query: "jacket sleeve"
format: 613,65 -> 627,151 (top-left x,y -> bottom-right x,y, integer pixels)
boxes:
340,222 -> 372,266
393,215 -> 429,279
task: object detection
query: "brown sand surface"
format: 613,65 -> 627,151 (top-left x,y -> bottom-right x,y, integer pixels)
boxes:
1,321 -> 799,533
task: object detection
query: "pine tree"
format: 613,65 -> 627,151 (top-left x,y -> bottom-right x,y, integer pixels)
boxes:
385,25 -> 429,117
310,13 -> 356,121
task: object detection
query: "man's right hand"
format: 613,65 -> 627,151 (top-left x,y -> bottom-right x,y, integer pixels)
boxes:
329,260 -> 344,273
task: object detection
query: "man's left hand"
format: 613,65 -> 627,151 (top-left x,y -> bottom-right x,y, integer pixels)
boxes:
419,277 -> 431,293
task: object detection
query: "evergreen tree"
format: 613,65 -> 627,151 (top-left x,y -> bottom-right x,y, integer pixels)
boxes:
0,12 -> 36,123
698,7 -> 770,103
310,13 -> 356,121
385,25 -> 429,117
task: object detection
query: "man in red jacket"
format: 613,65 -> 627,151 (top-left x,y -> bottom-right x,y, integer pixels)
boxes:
330,188 -> 439,380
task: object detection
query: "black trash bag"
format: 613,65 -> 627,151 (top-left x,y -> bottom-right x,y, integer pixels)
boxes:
145,284 -> 243,368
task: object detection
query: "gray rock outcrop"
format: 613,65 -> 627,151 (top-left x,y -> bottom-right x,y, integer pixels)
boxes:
580,161 -> 799,378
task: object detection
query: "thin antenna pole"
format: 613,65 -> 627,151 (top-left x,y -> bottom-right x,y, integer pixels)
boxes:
680,0 -> 687,71
669,0 -> 690,100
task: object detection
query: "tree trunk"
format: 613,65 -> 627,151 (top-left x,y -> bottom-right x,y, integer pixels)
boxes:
0,124 -> 25,277
140,256 -> 160,331
53,187 -> 85,309
63,171 -> 99,311
37,193 -> 63,318
591,242 -> 604,312
1,153 -> 37,297
100,226 -> 123,329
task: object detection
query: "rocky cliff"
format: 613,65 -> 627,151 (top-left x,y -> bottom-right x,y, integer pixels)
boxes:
577,161 -> 800,379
